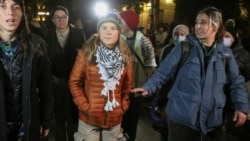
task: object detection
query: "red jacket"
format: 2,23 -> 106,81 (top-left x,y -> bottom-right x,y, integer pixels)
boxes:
69,49 -> 134,128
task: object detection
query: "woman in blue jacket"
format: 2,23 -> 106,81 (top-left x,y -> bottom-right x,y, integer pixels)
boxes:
132,7 -> 249,141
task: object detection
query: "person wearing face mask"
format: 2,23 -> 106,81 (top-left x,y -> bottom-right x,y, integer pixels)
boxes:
223,26 -> 250,141
223,37 -> 233,47
172,36 -> 186,45
159,24 -> 190,62
223,27 -> 237,48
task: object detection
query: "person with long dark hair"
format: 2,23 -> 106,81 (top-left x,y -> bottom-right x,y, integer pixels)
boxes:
0,0 -> 54,140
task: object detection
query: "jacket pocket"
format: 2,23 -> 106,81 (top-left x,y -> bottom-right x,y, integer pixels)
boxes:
185,58 -> 200,79
177,58 -> 200,94
206,97 -> 225,128
215,61 -> 227,84
167,89 -> 199,126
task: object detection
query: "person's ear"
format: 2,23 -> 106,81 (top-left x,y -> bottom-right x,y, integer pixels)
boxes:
212,24 -> 218,32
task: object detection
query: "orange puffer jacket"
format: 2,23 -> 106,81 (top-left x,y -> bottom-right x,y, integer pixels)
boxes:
69,49 -> 134,128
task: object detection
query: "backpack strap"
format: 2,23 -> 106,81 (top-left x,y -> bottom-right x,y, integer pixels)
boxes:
174,41 -> 191,78
179,41 -> 191,66
222,57 -> 228,67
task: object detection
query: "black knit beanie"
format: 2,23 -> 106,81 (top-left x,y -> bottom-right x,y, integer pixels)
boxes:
226,26 -> 239,47
226,26 -> 238,40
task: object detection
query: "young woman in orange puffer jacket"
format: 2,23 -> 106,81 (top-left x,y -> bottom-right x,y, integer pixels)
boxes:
68,10 -> 134,141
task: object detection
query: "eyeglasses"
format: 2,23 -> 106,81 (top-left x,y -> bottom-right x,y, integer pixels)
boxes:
53,16 -> 68,20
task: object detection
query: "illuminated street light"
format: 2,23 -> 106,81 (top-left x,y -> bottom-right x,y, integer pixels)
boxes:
36,3 -> 49,21
94,1 -> 109,16
37,12 -> 49,16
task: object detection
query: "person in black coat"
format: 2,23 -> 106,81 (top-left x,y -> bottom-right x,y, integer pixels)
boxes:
223,26 -> 250,141
44,5 -> 85,141
0,0 -> 54,141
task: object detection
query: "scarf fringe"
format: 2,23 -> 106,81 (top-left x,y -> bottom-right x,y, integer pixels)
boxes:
96,42 -> 123,112
104,90 -> 119,111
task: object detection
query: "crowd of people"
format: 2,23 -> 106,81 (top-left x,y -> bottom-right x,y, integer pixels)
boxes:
133,6 -> 250,141
0,0 -> 250,141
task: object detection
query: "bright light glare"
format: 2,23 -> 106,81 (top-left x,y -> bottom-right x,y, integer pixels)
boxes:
94,2 -> 108,16
165,0 -> 173,3
147,2 -> 151,7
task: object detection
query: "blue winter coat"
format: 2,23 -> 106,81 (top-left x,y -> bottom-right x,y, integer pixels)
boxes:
142,34 -> 249,134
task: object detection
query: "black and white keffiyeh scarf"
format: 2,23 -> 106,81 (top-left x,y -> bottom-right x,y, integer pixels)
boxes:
95,42 -> 125,111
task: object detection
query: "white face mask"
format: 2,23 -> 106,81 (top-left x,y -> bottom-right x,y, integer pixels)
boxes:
173,36 -> 186,45
223,37 -> 232,47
